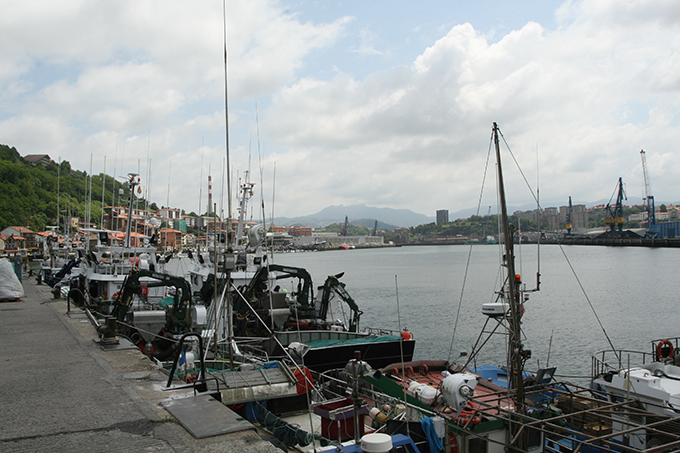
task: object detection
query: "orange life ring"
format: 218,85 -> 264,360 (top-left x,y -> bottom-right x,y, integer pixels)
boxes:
112,292 -> 120,301
657,339 -> 674,361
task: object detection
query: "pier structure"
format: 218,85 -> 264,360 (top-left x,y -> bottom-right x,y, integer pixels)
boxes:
0,279 -> 280,453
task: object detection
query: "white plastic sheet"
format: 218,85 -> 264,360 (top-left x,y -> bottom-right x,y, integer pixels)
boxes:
0,259 -> 24,300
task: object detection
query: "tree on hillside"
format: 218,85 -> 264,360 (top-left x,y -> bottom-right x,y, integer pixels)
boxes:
0,144 -> 136,231
317,222 -> 370,236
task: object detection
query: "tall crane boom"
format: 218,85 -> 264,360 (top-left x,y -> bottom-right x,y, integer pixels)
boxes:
640,149 -> 656,226
604,177 -> 626,232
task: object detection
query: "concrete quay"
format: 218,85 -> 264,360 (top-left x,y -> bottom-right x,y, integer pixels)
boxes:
0,278 -> 280,453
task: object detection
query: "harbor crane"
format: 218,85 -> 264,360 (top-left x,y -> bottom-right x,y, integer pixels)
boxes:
640,149 -> 659,237
601,177 -> 640,238
604,177 -> 626,234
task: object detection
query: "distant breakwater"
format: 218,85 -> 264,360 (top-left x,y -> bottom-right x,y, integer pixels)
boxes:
543,237 -> 680,248
400,237 -> 680,248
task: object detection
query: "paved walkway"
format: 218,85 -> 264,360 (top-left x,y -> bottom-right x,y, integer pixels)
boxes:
0,277 -> 280,453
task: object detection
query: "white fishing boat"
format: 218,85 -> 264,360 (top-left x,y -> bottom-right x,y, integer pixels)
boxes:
69,174 -> 168,320
592,337 -> 680,421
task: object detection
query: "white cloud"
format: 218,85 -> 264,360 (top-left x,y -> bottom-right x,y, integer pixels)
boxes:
260,1 -> 680,216
2,0 -> 680,222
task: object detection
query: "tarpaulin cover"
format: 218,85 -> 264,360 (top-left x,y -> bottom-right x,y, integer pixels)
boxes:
0,259 -> 24,300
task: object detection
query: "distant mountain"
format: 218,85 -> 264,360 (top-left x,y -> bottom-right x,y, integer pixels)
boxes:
273,204 -> 433,230
271,197 -> 680,231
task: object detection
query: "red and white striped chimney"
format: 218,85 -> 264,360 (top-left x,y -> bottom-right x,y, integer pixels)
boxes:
208,175 -> 212,215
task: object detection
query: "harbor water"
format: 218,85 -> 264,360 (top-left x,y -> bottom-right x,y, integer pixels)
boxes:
274,244 -> 680,385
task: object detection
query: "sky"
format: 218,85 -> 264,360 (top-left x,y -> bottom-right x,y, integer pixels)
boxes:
2,0 -> 680,222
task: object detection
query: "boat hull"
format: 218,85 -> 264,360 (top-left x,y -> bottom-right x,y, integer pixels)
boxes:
260,331 -> 415,373
303,337 -> 415,373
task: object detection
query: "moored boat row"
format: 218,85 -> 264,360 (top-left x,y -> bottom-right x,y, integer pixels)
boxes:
47,124 -> 680,452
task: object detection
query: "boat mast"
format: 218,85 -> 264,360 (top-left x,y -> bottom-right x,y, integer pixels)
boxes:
222,0 -> 235,369
125,174 -> 139,248
235,170 -> 254,248
493,122 -> 527,451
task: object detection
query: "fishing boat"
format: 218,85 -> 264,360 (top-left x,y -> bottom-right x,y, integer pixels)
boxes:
68,174 -> 169,318
185,169 -> 269,293
200,261 -> 415,373
173,170 -> 415,372
361,123 -> 551,452
592,337 -> 680,419
158,331 -> 422,452
39,227 -> 84,288
359,123 -> 680,453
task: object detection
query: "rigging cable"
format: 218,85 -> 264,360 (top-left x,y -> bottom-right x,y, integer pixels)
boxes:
557,245 -> 620,362
447,129 -> 494,362
497,128 -> 619,360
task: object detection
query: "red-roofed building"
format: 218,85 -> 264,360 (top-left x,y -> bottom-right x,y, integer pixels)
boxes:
159,228 -> 183,249
4,235 -> 25,251
1,227 -> 36,249
110,231 -> 149,247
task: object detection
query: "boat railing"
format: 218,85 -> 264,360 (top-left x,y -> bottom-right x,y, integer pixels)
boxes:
591,348 -> 654,380
592,337 -> 680,381
93,261 -> 143,276
166,332 -> 207,388
650,336 -> 680,355
363,327 -> 403,337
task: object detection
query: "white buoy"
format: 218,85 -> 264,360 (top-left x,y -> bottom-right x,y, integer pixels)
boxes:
361,433 -> 392,453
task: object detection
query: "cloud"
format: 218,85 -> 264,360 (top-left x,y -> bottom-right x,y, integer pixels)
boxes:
261,1 -> 680,216
0,0 -> 349,215
2,0 -> 680,222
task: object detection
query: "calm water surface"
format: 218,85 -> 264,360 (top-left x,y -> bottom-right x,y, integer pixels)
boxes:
273,244 -> 680,384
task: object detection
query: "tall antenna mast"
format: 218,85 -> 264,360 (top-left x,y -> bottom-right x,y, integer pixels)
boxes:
101,156 -> 106,228
493,123 -> 527,451
88,153 -> 93,231
198,140 -> 204,215
222,0 -> 235,369
223,0 -> 232,234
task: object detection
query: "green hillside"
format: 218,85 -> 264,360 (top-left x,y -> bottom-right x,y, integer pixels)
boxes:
0,144 -> 135,232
